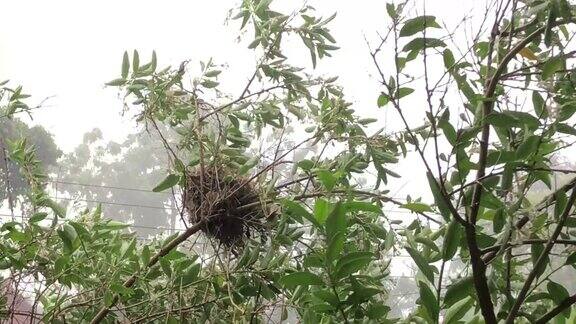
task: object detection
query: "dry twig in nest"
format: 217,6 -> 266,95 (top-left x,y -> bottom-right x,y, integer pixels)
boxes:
183,167 -> 268,247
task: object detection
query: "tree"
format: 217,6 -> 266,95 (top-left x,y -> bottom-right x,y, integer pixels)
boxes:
370,0 -> 576,322
56,127 -> 178,237
2,2 -> 392,323
2,0 -> 576,323
0,82 -> 61,215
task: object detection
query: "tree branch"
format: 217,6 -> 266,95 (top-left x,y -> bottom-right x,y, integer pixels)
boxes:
89,220 -> 208,323
535,293 -> 576,324
481,239 -> 576,255
505,185 -> 576,323
466,19 -> 567,324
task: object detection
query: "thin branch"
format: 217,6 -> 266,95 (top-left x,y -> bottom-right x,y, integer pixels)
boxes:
89,218 -> 209,323
505,184 -> 576,323
535,294 -> 576,324
481,239 -> 576,254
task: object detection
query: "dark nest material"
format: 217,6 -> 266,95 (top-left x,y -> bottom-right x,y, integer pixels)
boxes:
183,167 -> 268,247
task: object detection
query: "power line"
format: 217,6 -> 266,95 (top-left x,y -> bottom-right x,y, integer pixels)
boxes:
53,196 -> 178,211
48,179 -> 172,195
0,213 -> 184,232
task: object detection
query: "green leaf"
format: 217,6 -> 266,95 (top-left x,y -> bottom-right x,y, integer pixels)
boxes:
542,56 -> 565,80
426,172 -> 450,221
205,70 -> 222,78
377,93 -> 390,107
547,280 -> 569,306
335,252 -> 373,270
160,258 -> 172,277
316,170 -> 337,191
177,263 -> 201,286
342,201 -> 382,214
105,78 -> 126,87
152,174 -> 180,192
405,246 -> 434,283
141,245 -> 151,266
121,51 -> 130,79
132,50 -> 140,72
283,200 -> 321,228
40,199 -> 66,218
444,276 -> 473,307
347,287 -> 381,305
314,199 -> 330,224
386,3 -> 397,19
325,202 -> 346,239
555,190 -> 568,219
531,236 -> 547,278
335,252 -> 373,279
444,296 -> 473,324
29,212 -> 48,223
559,102 -> 576,121
443,49 -> 455,69
492,208 -> 506,233
399,16 -> 441,37
100,220 -> 129,230
418,280 -> 439,321
326,231 -> 345,264
556,123 -> 576,136
366,303 -> 390,319
566,252 -> 576,265
313,290 -> 340,307
442,219 -> 461,261
504,111 -> 540,129
402,38 -> 446,52
516,135 -> 539,160
120,238 -> 136,260
280,271 -> 324,287
485,112 -> 518,128
544,7 -> 556,47
526,292 -> 553,303
397,87 -> 414,98
150,50 -> 157,72
401,202 -> 433,213
104,291 -> 114,307
201,80 -> 219,88
532,91 -> 547,118
58,223 -> 79,254
238,156 -> 259,175
416,236 -> 439,252
359,118 -> 378,125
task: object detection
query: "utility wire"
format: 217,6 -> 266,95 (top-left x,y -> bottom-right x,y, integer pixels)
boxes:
47,179 -> 171,195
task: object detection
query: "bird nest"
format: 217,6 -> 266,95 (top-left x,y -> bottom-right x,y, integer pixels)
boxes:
183,167 -> 268,247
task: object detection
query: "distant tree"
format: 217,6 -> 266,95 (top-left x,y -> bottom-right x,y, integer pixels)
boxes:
0,90 -> 61,213
3,1 -> 576,323
56,127 -> 178,237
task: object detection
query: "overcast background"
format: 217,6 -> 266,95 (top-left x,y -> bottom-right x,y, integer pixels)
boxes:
1,1 -> 495,314
1,0 -> 480,151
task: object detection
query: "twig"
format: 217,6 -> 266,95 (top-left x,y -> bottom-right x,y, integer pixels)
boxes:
505,184 -> 576,323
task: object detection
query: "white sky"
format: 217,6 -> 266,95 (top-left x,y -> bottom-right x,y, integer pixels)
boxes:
1,0 -> 485,204
14,0 -> 575,298
5,2 -> 576,310
1,0 -> 479,152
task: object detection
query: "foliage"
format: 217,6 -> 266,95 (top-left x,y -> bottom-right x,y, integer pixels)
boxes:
56,127 -> 177,237
1,1 -> 392,323
370,0 -> 576,323
3,0 -> 576,323
0,83 -> 61,205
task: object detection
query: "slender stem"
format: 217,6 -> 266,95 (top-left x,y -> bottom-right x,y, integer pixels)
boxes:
89,220 -> 208,324
505,186 -> 576,323
436,260 -> 446,322
535,294 -> 576,324
481,239 -> 576,254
